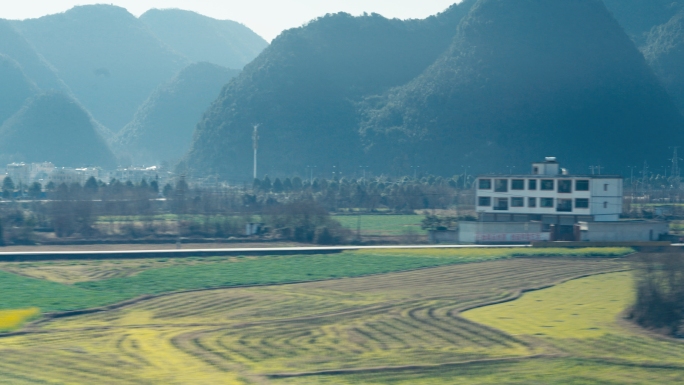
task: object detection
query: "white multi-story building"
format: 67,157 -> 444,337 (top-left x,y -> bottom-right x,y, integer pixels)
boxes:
458,157 -> 666,244
475,157 -> 622,222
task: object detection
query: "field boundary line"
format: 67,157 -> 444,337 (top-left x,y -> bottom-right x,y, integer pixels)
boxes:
266,354 -> 558,378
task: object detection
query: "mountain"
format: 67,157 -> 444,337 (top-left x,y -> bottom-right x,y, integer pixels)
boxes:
140,9 -> 268,69
181,1 -> 476,179
0,19 -> 67,92
13,5 -> 190,131
602,0 -> 683,46
643,10 -> 684,113
361,0 -> 684,175
114,62 -> 240,165
0,92 -> 116,168
0,54 -> 38,124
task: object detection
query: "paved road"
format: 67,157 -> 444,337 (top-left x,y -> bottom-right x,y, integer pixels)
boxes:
0,244 -> 530,262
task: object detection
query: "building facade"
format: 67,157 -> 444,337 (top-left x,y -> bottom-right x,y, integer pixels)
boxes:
475,158 -> 622,223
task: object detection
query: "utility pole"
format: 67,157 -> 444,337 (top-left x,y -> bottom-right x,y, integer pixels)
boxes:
641,161 -> 649,196
671,147 -> 681,188
252,125 -> 259,180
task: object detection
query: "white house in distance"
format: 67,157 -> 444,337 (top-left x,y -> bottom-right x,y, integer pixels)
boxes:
459,157 -> 668,244
475,157 -> 622,222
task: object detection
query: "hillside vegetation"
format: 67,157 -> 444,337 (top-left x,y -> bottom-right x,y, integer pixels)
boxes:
0,92 -> 116,167
644,10 -> 684,114
114,62 -> 240,165
0,54 -> 37,124
12,5 -> 190,131
361,0 -> 684,175
0,20 -> 67,93
182,1 -> 476,179
140,9 -> 268,69
602,0 -> 684,45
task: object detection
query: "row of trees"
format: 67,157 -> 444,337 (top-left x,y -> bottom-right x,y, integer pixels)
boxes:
0,175 -> 471,244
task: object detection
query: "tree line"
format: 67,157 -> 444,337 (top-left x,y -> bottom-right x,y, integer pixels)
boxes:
0,174 -> 472,245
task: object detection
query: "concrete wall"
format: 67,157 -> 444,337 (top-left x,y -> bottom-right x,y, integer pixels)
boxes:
580,221 -> 669,242
428,230 -> 459,244
459,222 -> 549,244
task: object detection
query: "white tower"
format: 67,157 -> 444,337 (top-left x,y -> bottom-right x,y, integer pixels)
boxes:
252,125 -> 259,180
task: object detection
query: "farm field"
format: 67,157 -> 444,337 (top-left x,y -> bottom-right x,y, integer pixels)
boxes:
0,247 -> 630,312
0,251 -> 642,384
333,215 -> 427,236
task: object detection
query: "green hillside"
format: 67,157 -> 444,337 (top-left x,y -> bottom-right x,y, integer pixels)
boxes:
13,5 -> 190,131
182,1 -> 476,179
643,10 -> 684,114
602,0 -> 683,46
0,19 -> 67,93
361,0 -> 684,175
140,9 -> 268,69
115,62 -> 240,165
0,92 -> 116,167
0,54 -> 38,124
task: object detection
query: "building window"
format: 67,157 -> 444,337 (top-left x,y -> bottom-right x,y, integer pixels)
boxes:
512,179 -> 524,190
576,180 -> 589,191
495,198 -> 509,211
495,179 -> 508,193
558,180 -> 572,193
541,179 -> 554,191
541,198 -> 554,208
478,179 -> 492,190
575,198 -> 589,209
528,179 -> 537,190
512,197 -> 524,207
603,201 -> 608,209
604,183 -> 608,191
557,199 -> 573,212
528,197 -> 537,208
478,197 -> 491,207
533,166 -> 539,175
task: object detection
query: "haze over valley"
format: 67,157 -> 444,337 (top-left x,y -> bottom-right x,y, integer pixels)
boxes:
1,0 -> 684,179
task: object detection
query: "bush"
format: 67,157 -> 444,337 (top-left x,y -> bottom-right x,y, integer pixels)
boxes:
629,253 -> 684,336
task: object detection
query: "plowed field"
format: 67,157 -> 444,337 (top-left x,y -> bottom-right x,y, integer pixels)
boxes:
0,257 -> 629,384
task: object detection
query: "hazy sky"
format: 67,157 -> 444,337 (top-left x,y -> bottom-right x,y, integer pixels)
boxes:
0,1 -> 461,41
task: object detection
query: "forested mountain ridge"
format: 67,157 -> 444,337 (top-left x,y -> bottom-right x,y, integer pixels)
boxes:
12,5 -> 190,131
643,9 -> 684,114
181,0 -> 477,179
114,62 -> 240,165
0,92 -> 116,168
140,9 -> 268,69
0,19 -> 68,93
0,54 -> 38,125
360,0 -> 684,175
602,0 -> 684,46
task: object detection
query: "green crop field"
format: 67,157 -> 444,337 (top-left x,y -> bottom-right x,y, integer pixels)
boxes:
334,215 -> 427,236
0,246 -> 673,384
0,247 -> 630,313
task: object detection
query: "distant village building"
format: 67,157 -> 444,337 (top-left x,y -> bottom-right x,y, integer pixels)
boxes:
460,157 -> 668,243
6,163 -> 30,186
30,162 -> 55,183
108,166 -> 160,184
